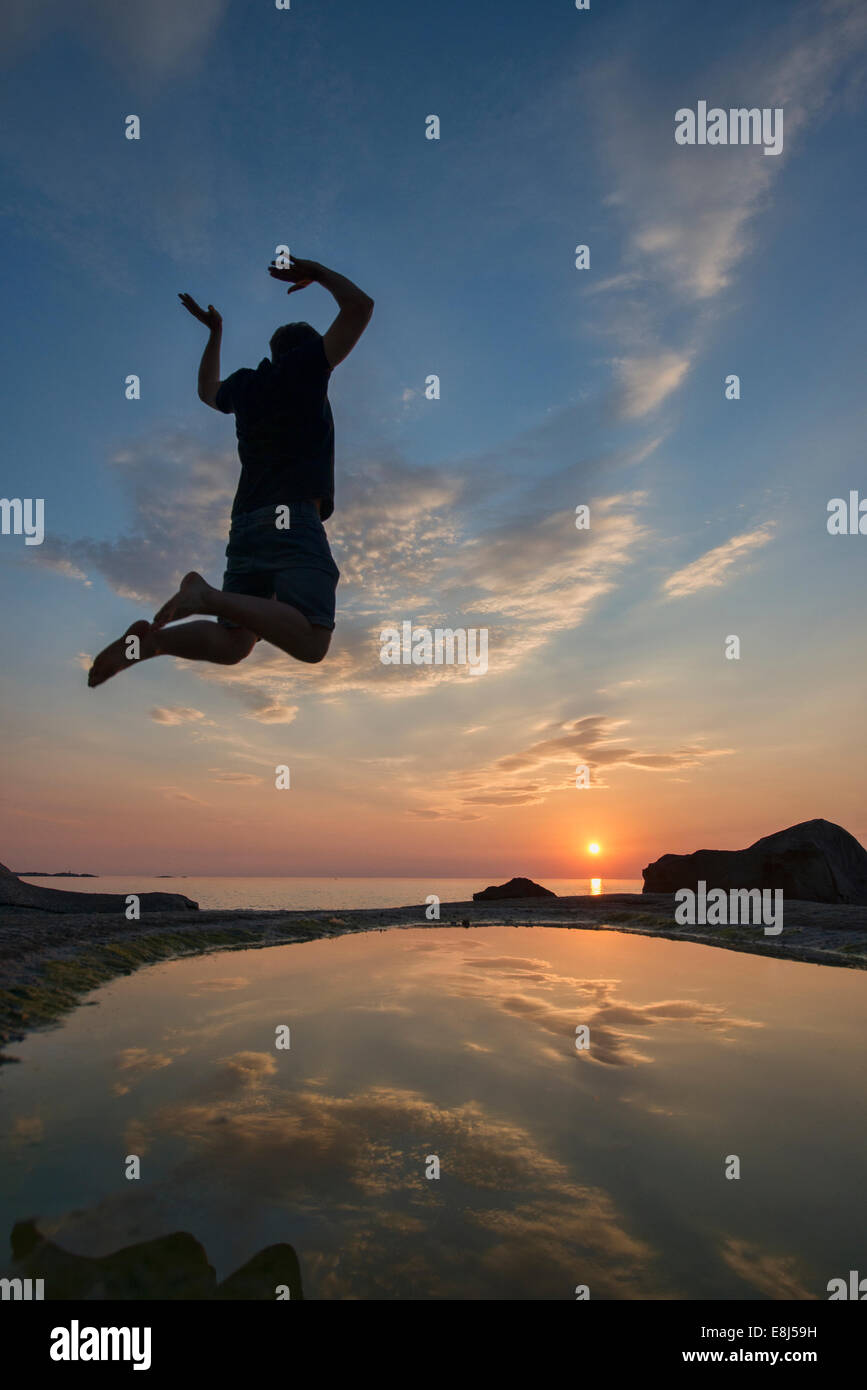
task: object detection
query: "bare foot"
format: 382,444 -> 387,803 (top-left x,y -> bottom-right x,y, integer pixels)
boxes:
152,572 -> 216,628
87,620 -> 158,689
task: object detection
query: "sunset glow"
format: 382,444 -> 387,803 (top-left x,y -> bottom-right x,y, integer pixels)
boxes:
1,2 -> 865,890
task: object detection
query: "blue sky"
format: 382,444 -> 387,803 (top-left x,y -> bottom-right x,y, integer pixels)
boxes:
1,0 -> 866,875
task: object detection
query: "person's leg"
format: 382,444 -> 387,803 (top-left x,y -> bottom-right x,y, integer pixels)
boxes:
156,621 -> 258,663
88,618 -> 256,688
154,572 -> 332,664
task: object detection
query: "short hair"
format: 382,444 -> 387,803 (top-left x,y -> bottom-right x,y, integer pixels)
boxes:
270,321 -> 320,358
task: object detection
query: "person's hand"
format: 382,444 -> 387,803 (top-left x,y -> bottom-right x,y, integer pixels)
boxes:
268,257 -> 319,295
178,294 -> 222,330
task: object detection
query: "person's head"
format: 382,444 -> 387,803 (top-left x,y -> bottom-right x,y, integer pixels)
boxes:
270,321 -> 320,360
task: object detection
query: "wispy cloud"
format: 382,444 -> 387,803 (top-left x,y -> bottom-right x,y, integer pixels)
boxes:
0,0 -> 229,75
585,0 -> 867,421
158,786 -> 209,806
719,1238 -> 815,1301
35,434 -> 234,605
150,706 -> 211,725
451,953 -> 760,1067
663,524 -> 776,598
207,770 -> 263,785
36,423 -> 653,717
245,703 -> 299,725
614,353 -> 692,419
407,713 -> 734,820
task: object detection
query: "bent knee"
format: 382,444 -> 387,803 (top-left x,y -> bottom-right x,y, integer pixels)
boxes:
304,629 -> 332,664
223,630 -> 257,663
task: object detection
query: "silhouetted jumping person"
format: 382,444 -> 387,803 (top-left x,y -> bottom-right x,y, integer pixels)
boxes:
88,256 -> 373,687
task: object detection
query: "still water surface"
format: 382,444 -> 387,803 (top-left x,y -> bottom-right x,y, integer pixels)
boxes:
1,926 -> 864,1299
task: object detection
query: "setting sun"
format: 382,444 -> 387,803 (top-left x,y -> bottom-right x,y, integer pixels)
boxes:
588,842 -> 600,855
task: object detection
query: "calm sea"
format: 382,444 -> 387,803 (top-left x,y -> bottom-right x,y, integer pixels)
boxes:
20,876 -> 644,911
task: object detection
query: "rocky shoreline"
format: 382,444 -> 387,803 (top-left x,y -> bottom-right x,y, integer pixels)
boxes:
2,893 -> 867,1060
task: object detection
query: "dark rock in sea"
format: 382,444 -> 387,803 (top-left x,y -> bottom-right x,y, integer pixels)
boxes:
0,861 -> 198,914
642,819 -> 867,906
473,876 -> 556,901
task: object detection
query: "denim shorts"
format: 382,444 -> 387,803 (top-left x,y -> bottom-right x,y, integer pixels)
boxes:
220,501 -> 340,631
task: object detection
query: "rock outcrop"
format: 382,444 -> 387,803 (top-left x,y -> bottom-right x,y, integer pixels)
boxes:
6,1220 -> 302,1300
0,861 -> 197,913
642,819 -> 867,905
473,876 -> 556,901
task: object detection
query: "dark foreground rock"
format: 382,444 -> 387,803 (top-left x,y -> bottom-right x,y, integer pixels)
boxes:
4,1221 -> 303,1300
0,861 -> 197,914
643,819 -> 867,905
473,876 -> 556,901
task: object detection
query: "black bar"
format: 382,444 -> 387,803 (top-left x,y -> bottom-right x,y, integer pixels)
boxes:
7,1298 -> 862,1375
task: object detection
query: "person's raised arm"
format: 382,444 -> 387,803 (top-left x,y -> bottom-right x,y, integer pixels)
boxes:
179,294 -> 223,408
268,258 -> 373,368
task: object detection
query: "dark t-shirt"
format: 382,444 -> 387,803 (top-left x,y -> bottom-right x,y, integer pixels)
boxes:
216,336 -> 334,520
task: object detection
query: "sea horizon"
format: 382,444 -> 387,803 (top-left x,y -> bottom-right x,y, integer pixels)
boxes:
15,874 -> 645,911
